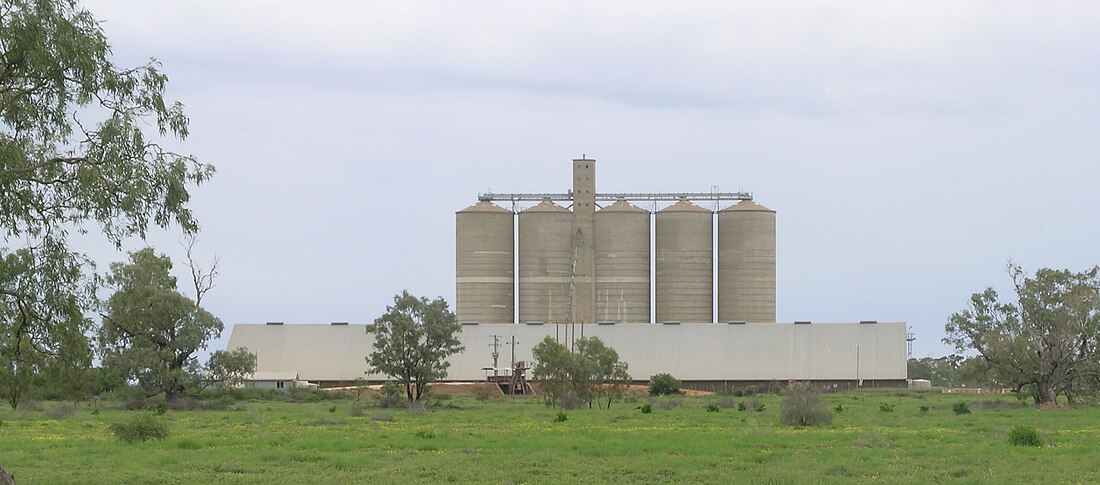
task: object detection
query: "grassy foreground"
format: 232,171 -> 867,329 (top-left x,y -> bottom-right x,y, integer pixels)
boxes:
1,389 -> 1098,484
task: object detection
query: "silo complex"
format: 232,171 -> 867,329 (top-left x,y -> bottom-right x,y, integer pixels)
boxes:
455,201 -> 514,324
655,199 -> 713,323
594,199 -> 650,323
718,200 -> 777,323
456,158 -> 775,326
518,199 -> 573,324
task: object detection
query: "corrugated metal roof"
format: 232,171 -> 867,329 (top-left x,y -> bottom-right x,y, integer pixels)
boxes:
658,199 -> 709,213
720,199 -> 774,213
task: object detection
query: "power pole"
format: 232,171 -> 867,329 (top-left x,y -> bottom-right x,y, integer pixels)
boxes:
489,335 -> 502,378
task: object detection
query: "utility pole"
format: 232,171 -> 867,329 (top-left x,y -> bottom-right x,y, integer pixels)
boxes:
489,335 -> 502,379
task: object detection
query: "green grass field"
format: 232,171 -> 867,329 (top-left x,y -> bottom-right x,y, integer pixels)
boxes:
1,390 -> 1097,484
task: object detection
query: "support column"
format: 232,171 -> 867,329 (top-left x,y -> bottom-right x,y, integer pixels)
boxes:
571,159 -> 596,325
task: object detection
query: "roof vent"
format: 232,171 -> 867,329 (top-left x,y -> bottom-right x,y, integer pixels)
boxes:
597,321 -> 615,325
860,320 -> 878,324
662,321 -> 681,325
728,321 -> 747,325
794,321 -> 811,325
526,321 -> 544,326
266,322 -> 284,326
331,322 -> 348,325
461,321 -> 479,325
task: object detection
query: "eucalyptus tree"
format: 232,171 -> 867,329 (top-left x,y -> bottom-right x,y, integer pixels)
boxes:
98,248 -> 222,402
366,291 -> 464,402
945,264 -> 1100,405
1,0 -> 212,406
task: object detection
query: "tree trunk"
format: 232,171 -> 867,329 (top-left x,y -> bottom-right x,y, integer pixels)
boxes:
1034,383 -> 1057,406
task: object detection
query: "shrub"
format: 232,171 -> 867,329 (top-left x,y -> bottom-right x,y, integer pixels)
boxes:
370,410 -> 395,422
153,401 -> 168,415
649,373 -> 681,396
44,403 -> 76,420
719,397 -> 736,409
706,403 -> 721,412
879,403 -> 895,413
952,401 -> 971,415
640,403 -> 652,414
746,396 -> 765,412
553,411 -> 568,422
834,404 -> 845,413
380,381 -> 402,397
919,405 -> 931,414
657,398 -> 683,410
560,391 -> 584,410
349,402 -> 365,417
737,401 -> 746,412
471,383 -> 496,402
328,405 -> 337,413
779,383 -> 832,426
1008,425 -> 1042,447
406,401 -> 430,416
110,414 -> 169,443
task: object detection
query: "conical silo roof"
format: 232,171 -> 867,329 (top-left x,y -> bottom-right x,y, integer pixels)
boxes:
659,199 -> 709,213
598,199 -> 647,213
521,199 -> 570,213
457,201 -> 511,214
719,200 -> 774,213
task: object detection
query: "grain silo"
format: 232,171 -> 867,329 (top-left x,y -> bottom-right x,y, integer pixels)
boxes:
518,199 -> 573,324
655,199 -> 713,323
455,201 -> 515,324
718,200 -> 776,323
594,199 -> 650,323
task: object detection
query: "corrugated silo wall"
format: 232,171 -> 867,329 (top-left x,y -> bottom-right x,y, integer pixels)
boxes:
455,202 -> 515,323
518,201 -> 573,324
655,200 -> 713,323
594,200 -> 650,323
718,201 -> 777,323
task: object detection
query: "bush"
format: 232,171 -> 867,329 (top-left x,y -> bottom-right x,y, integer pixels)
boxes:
560,391 -> 584,410
737,401 -> 746,412
110,414 -> 169,443
639,403 -> 652,414
719,397 -> 736,409
649,373 -> 681,396
952,401 -> 971,415
1008,425 -> 1042,447
349,402 -> 365,417
779,383 -> 832,426
834,404 -> 845,413
44,403 -> 76,420
879,403 -> 895,413
706,403 -> 720,413
153,401 -> 168,415
746,396 -> 765,412
471,383 -> 496,402
919,405 -> 931,414
657,398 -> 683,410
370,410 -> 394,422
406,401 -> 430,416
553,411 -> 568,422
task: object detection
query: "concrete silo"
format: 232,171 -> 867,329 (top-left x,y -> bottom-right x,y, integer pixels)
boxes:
655,199 -> 713,323
595,199 -> 650,323
455,201 -> 515,324
518,199 -> 573,324
718,200 -> 776,323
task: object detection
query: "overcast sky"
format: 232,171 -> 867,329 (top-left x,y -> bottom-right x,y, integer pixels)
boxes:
76,1 -> 1100,359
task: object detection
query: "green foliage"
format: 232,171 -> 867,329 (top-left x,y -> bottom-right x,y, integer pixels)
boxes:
746,396 -> 766,412
920,405 -> 931,413
648,373 -> 681,396
706,403 -> 720,413
945,264 -> 1100,405
110,413 -> 169,443
834,404 -> 845,413
878,403 -> 895,413
97,248 -> 223,403
204,348 -> 257,389
366,291 -> 464,402
553,411 -> 567,422
738,401 -> 746,412
153,401 -> 167,415
531,336 -> 631,409
779,383 -> 832,426
471,383 -> 495,402
0,0 -> 213,411
1008,425 -> 1042,447
640,403 -> 652,414
952,401 -> 971,415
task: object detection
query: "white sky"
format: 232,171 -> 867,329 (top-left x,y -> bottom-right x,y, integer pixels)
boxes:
76,1 -> 1100,359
